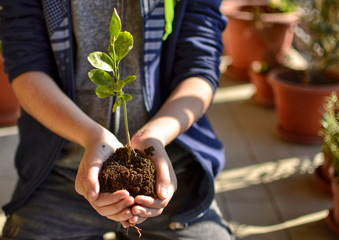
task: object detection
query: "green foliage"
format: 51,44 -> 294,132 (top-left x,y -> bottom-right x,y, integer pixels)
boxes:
112,31 -> 133,63
251,61 -> 270,73
269,0 -> 299,13
294,0 -> 339,84
87,8 -> 135,113
320,92 -> 339,179
87,8 -> 136,147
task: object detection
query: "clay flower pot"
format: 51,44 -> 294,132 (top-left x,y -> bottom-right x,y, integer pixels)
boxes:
268,67 -> 339,144
314,151 -> 333,195
248,66 -> 275,108
326,171 -> 339,235
221,0 -> 300,81
0,54 -> 20,126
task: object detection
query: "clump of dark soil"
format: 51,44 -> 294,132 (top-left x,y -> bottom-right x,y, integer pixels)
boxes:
99,146 -> 157,198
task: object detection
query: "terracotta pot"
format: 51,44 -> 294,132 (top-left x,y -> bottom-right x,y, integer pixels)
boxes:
221,0 -> 300,81
0,54 -> 20,126
268,67 -> 339,144
248,67 -> 274,107
326,172 -> 339,235
314,151 -> 332,195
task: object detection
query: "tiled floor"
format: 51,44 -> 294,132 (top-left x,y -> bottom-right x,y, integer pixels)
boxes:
0,126 -> 19,232
210,72 -> 338,239
0,72 -> 338,239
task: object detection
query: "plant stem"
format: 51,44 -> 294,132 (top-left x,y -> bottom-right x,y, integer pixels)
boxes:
123,101 -> 132,161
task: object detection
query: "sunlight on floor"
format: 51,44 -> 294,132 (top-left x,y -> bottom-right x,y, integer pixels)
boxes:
0,212 -> 5,234
215,153 -> 323,193
230,209 -> 328,238
0,126 -> 18,137
214,46 -> 308,105
213,84 -> 255,104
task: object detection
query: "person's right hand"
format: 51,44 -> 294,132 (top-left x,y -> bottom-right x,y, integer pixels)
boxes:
75,128 -> 135,225
89,190 -> 135,226
10,71 -> 135,225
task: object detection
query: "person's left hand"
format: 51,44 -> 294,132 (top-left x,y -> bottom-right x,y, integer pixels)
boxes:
127,129 -> 177,225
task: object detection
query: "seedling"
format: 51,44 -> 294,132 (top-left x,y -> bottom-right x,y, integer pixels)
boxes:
87,8 -> 135,158
87,9 -> 156,237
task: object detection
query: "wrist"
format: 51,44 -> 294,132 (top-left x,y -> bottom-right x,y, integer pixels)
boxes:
81,124 -> 122,151
132,126 -> 166,148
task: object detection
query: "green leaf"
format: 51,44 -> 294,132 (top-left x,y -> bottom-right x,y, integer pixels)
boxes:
88,52 -> 114,72
112,79 -> 125,92
88,69 -> 114,87
115,31 -> 133,62
112,98 -> 122,113
121,93 -> 132,102
123,75 -> 136,85
95,86 -> 116,98
110,8 -> 121,41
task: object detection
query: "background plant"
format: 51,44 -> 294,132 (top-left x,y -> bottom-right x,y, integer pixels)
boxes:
269,0 -> 299,13
294,0 -> 339,84
87,8 -> 135,151
320,92 -> 339,179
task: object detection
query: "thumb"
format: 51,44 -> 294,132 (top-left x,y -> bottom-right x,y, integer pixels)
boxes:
84,161 -> 101,201
75,157 -> 101,202
155,158 -> 177,200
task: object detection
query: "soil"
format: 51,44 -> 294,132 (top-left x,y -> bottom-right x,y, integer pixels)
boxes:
99,146 -> 157,198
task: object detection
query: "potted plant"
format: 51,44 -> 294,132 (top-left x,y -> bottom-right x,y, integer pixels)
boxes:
221,0 -> 301,81
268,0 -> 339,144
248,60 -> 275,107
0,40 -> 20,126
87,9 -> 156,236
319,93 -> 339,234
316,93 -> 339,195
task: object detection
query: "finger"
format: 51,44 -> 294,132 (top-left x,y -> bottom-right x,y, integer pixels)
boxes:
128,216 -> 147,225
75,161 -> 86,196
134,195 -> 168,209
152,156 -> 177,200
92,190 -> 130,207
106,208 -> 134,222
120,220 -> 131,228
93,196 -> 134,217
82,158 -> 102,201
131,204 -> 164,218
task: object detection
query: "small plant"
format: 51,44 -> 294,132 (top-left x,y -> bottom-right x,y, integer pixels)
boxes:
251,60 -> 270,74
87,9 -> 156,236
294,0 -> 339,84
246,0 -> 299,21
269,0 -> 299,13
320,92 -> 339,180
87,8 -> 135,158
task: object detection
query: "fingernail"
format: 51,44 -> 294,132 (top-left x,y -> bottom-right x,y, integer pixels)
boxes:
160,187 -> 168,199
88,191 -> 97,201
124,211 -> 132,219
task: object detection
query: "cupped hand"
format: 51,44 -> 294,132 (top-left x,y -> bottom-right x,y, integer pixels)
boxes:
128,129 -> 177,225
75,128 -> 136,224
90,190 -> 135,224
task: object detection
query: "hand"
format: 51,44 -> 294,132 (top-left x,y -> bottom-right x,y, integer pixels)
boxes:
75,128 -> 135,224
90,190 -> 135,225
127,129 -> 177,225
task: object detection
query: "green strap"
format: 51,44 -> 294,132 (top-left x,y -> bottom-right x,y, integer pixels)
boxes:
163,0 -> 179,41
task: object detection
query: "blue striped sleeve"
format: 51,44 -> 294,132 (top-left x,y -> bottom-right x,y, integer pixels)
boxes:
0,0 -> 58,82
